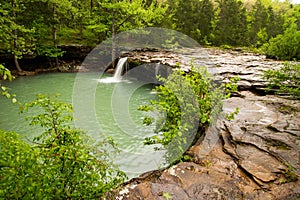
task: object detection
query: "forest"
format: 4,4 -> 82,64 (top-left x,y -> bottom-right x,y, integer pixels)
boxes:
0,0 -> 300,199
0,0 -> 300,72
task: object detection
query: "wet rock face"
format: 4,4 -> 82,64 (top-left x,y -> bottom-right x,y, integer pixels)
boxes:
115,48 -> 299,200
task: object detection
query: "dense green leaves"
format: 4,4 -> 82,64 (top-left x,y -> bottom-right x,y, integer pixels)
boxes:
0,64 -> 14,82
1,94 -> 126,199
214,0 -> 248,46
0,131 -> 39,199
0,0 -> 36,71
248,0 -> 269,46
0,64 -> 17,103
264,62 -> 300,98
139,67 -> 227,163
263,23 -> 300,60
0,0 -> 167,69
163,0 -> 296,50
171,0 -> 215,44
1,0 -> 300,66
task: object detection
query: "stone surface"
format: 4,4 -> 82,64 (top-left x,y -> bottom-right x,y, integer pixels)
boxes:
113,48 -> 300,200
125,48 -> 288,93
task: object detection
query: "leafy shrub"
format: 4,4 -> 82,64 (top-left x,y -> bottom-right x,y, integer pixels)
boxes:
0,64 -> 17,103
0,64 -> 14,81
0,94 -> 126,199
264,62 -> 300,98
37,46 -> 65,58
263,23 -> 300,61
138,67 -> 233,163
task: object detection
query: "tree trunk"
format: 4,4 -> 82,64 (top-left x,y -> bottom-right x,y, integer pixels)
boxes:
111,13 -> 117,68
90,0 -> 93,12
12,0 -> 22,72
53,3 -> 59,67
13,54 -> 22,72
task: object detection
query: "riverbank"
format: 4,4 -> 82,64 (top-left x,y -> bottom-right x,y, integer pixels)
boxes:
0,45 -> 93,75
111,48 -> 300,199
2,46 -> 299,198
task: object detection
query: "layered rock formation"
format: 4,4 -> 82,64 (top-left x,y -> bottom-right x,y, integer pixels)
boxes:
114,48 -> 299,200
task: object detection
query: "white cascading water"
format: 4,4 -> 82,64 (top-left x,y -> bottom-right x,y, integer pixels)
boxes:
99,57 -> 128,83
113,57 -> 128,80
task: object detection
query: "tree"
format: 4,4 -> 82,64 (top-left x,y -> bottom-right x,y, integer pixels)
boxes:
293,4 -> 300,29
213,0 -> 248,46
1,94 -> 126,199
266,6 -> 284,39
11,0 -> 21,71
196,0 -> 215,44
0,0 -> 34,72
248,0 -> 269,45
68,0 -> 91,39
173,0 -> 215,44
139,67 -> 226,163
264,22 -> 300,60
39,0 -> 76,67
87,0 -> 167,67
17,0 -> 78,67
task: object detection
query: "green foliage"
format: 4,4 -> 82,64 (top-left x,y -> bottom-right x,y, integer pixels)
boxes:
163,0 -> 289,47
213,0 -> 248,46
278,162 -> 298,184
162,191 -> 172,200
266,6 -> 284,39
0,64 -> 14,82
225,76 -> 240,98
256,28 -> 268,46
172,0 -> 215,44
0,64 -> 17,103
263,23 -> 300,60
0,1 -> 36,71
1,0 -> 300,69
0,0 -> 167,68
226,107 -> 240,121
282,163 -> 298,183
88,0 -> 167,38
0,130 -> 39,199
1,94 -> 126,199
139,67 -> 226,162
37,46 -> 65,58
247,0 -> 275,46
264,62 -> 300,98
180,154 -> 194,162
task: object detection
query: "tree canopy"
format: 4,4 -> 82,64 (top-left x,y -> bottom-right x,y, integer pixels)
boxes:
0,0 -> 299,71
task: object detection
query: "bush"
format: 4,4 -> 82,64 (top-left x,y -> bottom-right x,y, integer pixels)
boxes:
263,23 -> 300,61
0,94 -> 126,199
138,67 -> 232,163
264,62 -> 300,98
0,64 -> 17,103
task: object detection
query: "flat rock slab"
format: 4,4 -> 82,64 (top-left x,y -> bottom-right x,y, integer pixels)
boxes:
125,47 -> 297,94
114,48 -> 300,200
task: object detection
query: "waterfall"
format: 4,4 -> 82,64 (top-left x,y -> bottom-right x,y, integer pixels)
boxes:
99,57 -> 128,83
113,57 -> 128,80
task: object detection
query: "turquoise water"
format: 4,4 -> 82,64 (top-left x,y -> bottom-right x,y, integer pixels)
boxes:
0,72 -> 166,178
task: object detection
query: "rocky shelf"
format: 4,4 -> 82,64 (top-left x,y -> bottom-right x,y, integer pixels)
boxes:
124,48 -> 289,93
112,48 -> 299,200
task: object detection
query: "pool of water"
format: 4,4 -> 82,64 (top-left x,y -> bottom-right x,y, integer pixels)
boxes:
0,72 -> 166,178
